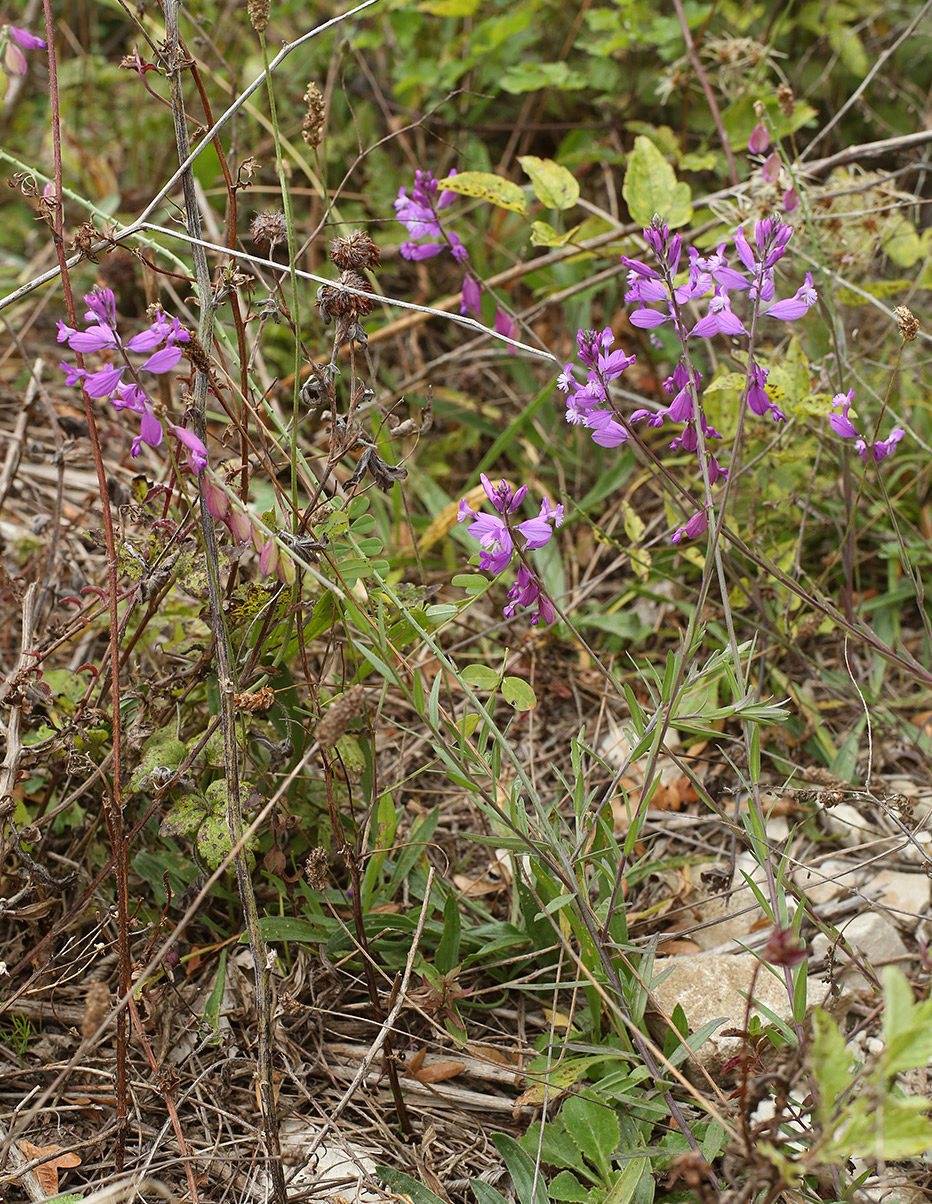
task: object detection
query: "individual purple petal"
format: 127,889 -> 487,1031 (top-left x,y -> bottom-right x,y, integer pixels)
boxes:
448,231 -> 469,263
783,187 -> 799,213
84,364 -> 124,398
126,326 -> 169,352
748,123 -> 770,154
629,307 -> 668,329
589,420 -> 629,447
761,151 -> 781,183
228,507 -> 253,544
460,276 -> 482,316
172,425 -> 208,474
597,347 -> 636,381
60,361 -> 85,387
400,240 -> 443,261
63,325 -> 118,353
139,407 -> 163,448
259,536 -> 280,577
111,382 -> 148,413
204,476 -> 229,520
671,510 -> 708,543
829,411 -> 859,439
5,42 -> 27,74
141,344 -> 183,374
733,227 -> 757,273
8,25 -> 46,50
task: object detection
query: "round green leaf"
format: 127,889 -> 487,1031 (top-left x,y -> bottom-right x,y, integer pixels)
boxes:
518,156 -> 579,211
623,136 -> 692,228
462,664 -> 503,690
502,676 -> 537,711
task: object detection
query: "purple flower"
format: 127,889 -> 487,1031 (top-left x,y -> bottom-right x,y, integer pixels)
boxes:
504,565 -> 555,626
764,272 -> 817,321
172,425 -> 209,474
746,360 -> 786,423
460,276 -> 482,316
672,510 -> 708,544
761,151 -> 781,183
457,505 -> 514,574
690,288 -> 747,338
3,24 -> 45,75
494,308 -> 517,354
830,391 -> 906,463
394,168 -> 467,263
748,123 -> 770,154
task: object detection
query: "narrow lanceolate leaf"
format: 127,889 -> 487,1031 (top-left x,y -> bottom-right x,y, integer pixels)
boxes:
622,136 -> 692,228
437,172 -> 527,214
518,156 -> 579,210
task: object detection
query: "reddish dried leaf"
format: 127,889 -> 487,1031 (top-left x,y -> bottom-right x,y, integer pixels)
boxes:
410,1060 -> 466,1084
19,1141 -> 81,1195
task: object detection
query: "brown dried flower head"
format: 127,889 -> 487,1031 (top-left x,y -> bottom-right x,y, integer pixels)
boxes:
316,684 -> 366,749
330,230 -> 381,272
250,210 -> 288,250
235,685 -> 275,713
302,82 -> 326,148
776,84 -> 795,118
247,0 -> 270,33
304,847 -> 329,890
317,271 -> 376,322
894,305 -> 920,342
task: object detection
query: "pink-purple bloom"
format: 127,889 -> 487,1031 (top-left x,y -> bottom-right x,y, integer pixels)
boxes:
58,286 -> 190,459
494,308 -> 518,354
458,476 -> 563,624
748,123 -> 770,154
394,168 -> 468,263
830,390 -> 905,463
460,276 -> 482,316
3,23 -> 45,76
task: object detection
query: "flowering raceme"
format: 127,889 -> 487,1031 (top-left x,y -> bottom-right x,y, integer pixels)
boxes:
829,390 -> 905,463
58,286 -> 206,470
458,475 -> 563,625
1,22 -> 45,80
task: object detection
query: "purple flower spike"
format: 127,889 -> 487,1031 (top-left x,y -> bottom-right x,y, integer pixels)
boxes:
504,565 -> 555,626
830,390 -> 906,463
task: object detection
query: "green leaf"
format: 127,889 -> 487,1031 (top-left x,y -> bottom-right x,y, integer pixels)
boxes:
603,1158 -> 648,1204
882,966 -> 932,1076
378,1168 -> 448,1204
492,1133 -> 550,1204
622,136 -> 692,228
471,1181 -> 512,1204
130,726 -> 188,793
881,215 -> 921,268
518,156 -> 579,210
811,1008 -> 852,1128
547,1172 -> 589,1202
202,945 -> 227,1036
418,0 -> 480,13
435,892 -> 462,975
530,220 -> 581,247
502,676 -> 537,711
499,61 -> 588,94
159,793 -> 208,838
562,1094 -> 620,1175
196,814 -> 233,870
437,171 -> 527,214
462,664 -> 503,690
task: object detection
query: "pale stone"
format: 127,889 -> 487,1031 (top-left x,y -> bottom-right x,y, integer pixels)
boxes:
793,858 -> 861,906
835,911 -> 909,990
822,803 -> 871,845
867,869 -> 930,927
648,952 -> 799,1075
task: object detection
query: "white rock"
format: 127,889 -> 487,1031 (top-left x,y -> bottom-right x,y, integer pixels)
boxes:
867,869 -> 930,927
793,858 -> 861,906
822,803 -> 870,845
837,912 -> 909,990
648,952 -> 799,1075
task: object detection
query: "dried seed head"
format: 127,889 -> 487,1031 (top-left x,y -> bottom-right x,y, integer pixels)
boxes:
316,270 -> 376,322
329,230 -> 381,272
250,210 -> 288,250
894,305 -> 920,342
234,685 -> 275,712
302,82 -> 326,148
305,847 -> 329,890
247,0 -> 270,33
82,982 -> 110,1040
316,684 -> 366,748
776,84 -> 795,117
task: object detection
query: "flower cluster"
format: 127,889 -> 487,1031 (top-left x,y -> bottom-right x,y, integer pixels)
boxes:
203,479 -> 295,585
829,390 -> 905,463
58,286 -> 206,472
458,475 -> 563,625
1,22 -> 45,83
394,167 -> 490,322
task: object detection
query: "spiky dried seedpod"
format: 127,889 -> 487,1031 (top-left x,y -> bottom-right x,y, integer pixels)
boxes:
316,684 -> 366,749
304,847 -> 329,890
894,305 -> 920,342
302,82 -> 326,148
329,230 -> 381,272
776,84 -> 795,117
247,0 -> 269,33
316,270 -> 376,322
250,210 -> 288,250
235,685 -> 275,712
